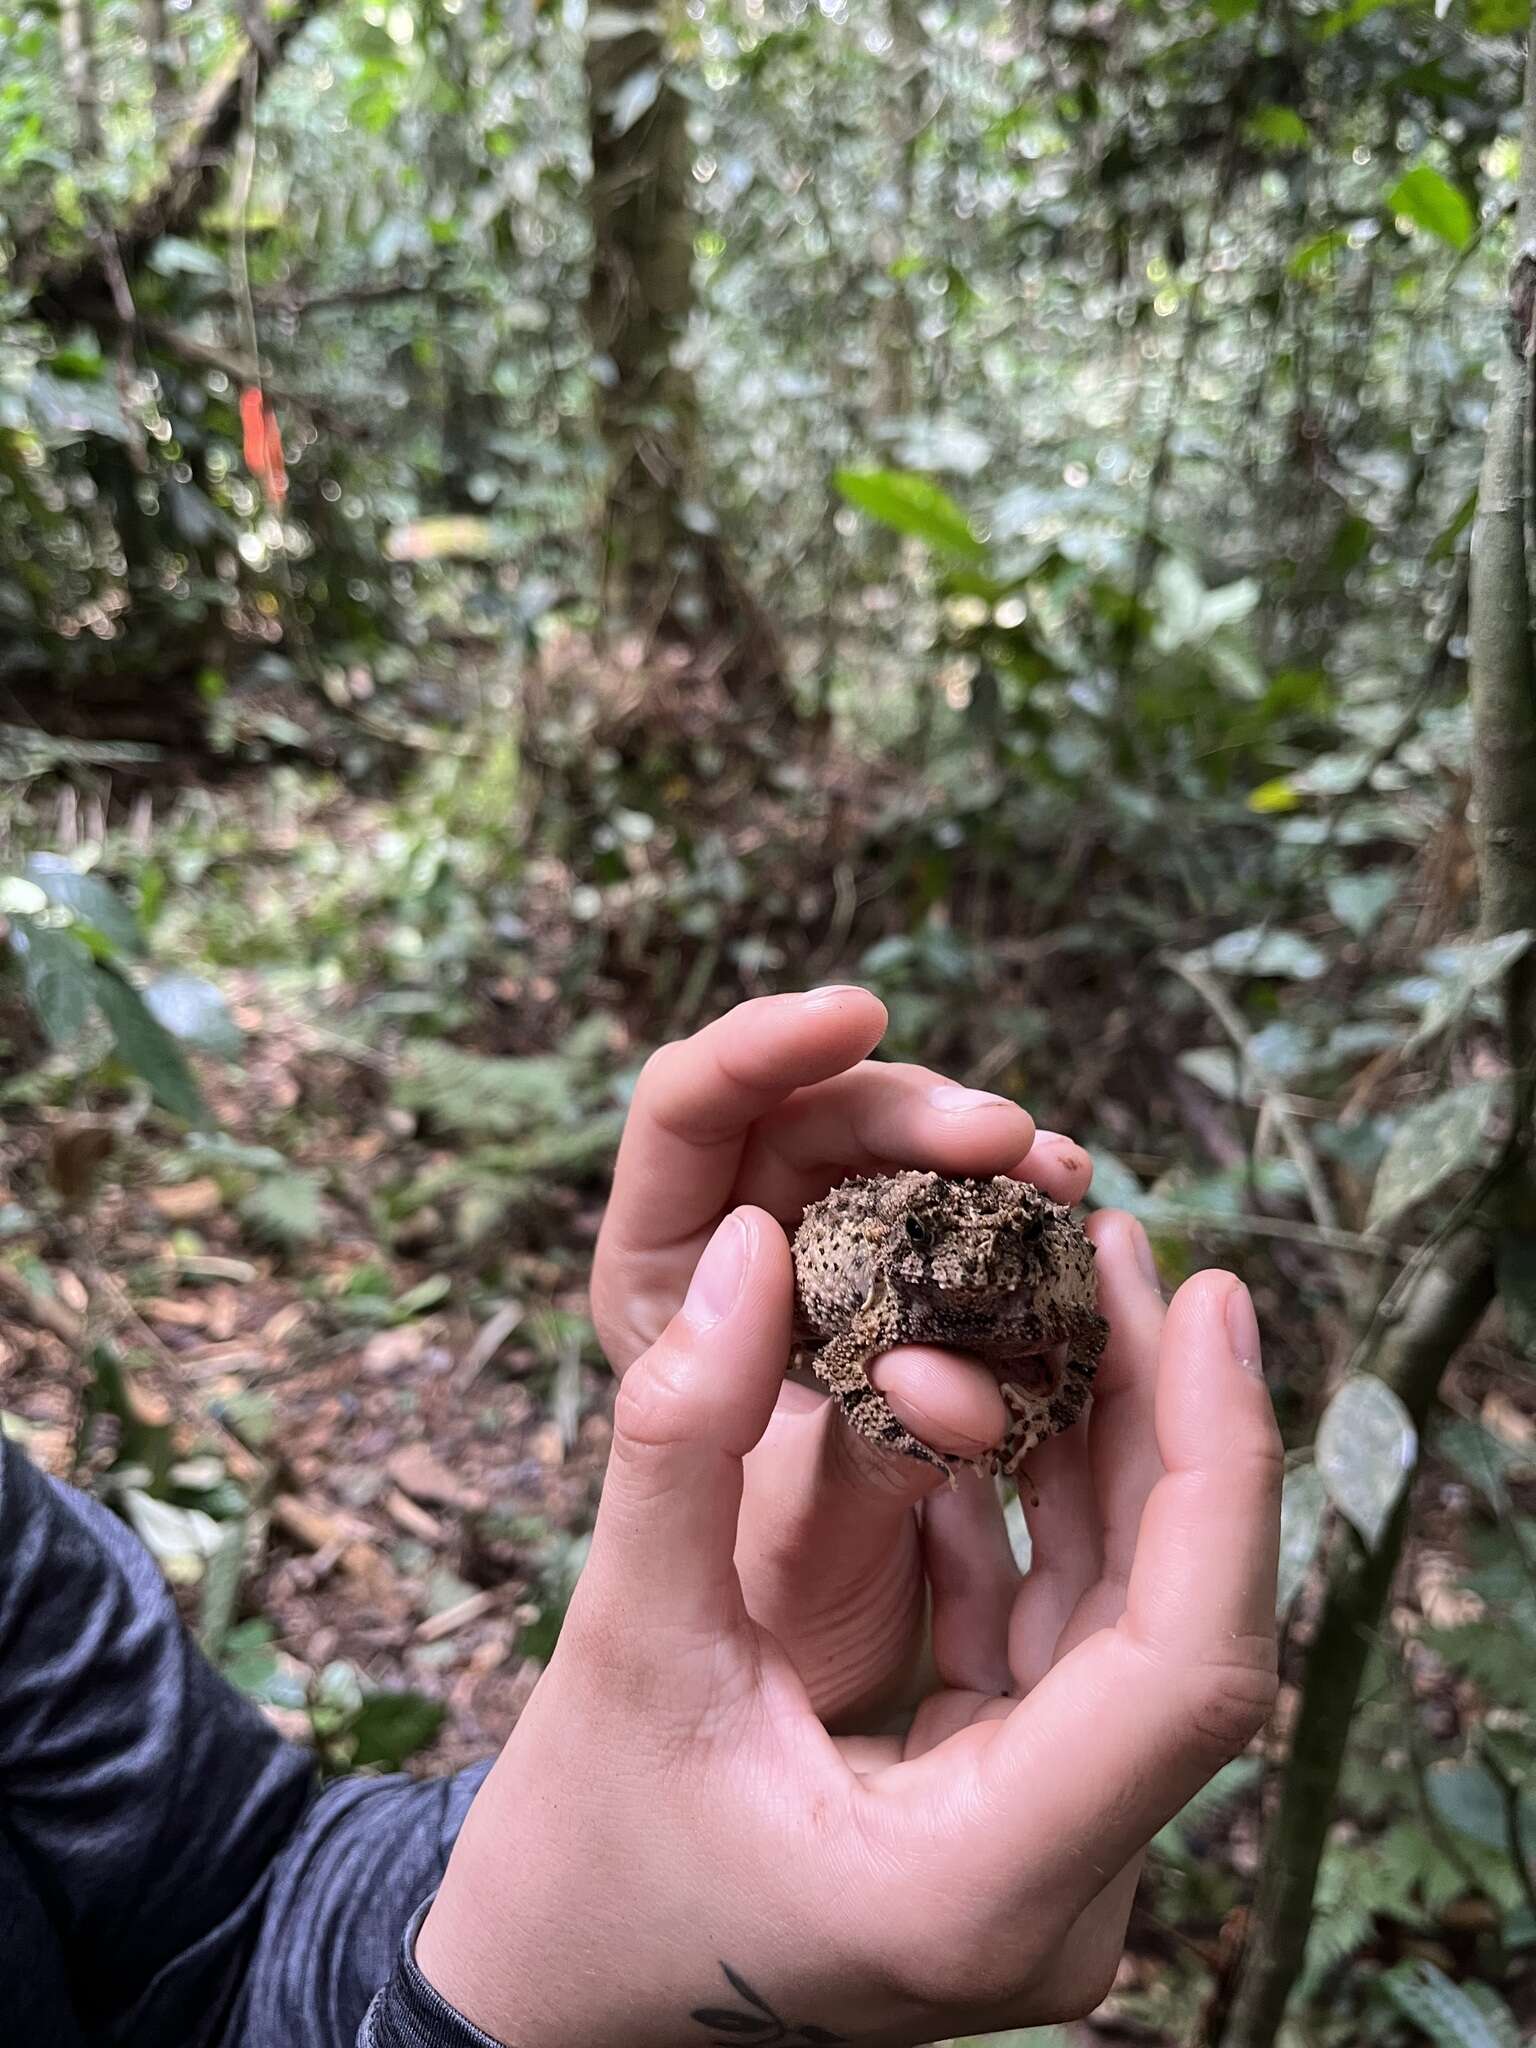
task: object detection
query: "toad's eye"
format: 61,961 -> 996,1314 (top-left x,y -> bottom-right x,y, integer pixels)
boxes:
904,1211 -> 933,1247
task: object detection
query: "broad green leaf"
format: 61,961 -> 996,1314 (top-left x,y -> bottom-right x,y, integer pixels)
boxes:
240,1172 -> 325,1247
121,1488 -> 225,1584
1436,1415 -> 1526,1509
91,967 -> 207,1123
1470,0 -> 1528,32
1315,1376 -> 1417,1551
7,918 -> 97,1043
348,1689 -> 447,1769
24,853 -> 142,955
1179,927 -> 1328,980
1289,229 -> 1348,279
1079,1148 -> 1149,1215
1425,1766 -> 1514,1850
147,236 -> 227,280
1318,0 -> 1403,36
1405,931 -> 1534,1053
833,469 -> 985,560
0,876 -> 47,915
1176,1047 -> 1243,1100
1276,1463 -> 1327,1615
1245,106 -> 1310,151
1495,1233 -> 1536,1357
143,974 -> 243,1057
1380,1961 -> 1517,2048
1388,165 -> 1476,250
605,64 -> 660,137
1326,870 -> 1398,939
1365,1080 -> 1500,1230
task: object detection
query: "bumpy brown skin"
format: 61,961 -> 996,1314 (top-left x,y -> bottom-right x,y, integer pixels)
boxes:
791,1171 -> 1108,1479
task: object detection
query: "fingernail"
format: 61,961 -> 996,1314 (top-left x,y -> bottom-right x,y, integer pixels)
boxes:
800,984 -> 864,1008
930,1083 -> 1013,1115
1224,1283 -> 1263,1375
1130,1220 -> 1160,1290
683,1212 -> 752,1329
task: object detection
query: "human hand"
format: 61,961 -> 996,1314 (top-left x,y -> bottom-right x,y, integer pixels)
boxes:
590,987 -> 1093,1725
419,1206 -> 1280,2048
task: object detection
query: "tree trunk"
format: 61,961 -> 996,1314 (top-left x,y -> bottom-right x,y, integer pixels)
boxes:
1219,31 -> 1536,2048
582,0 -> 784,708
139,0 -> 180,122
59,0 -> 103,161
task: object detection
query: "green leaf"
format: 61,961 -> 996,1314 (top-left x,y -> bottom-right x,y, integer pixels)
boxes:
1177,1047 -> 1243,1100
1326,870 -> 1398,939
1245,105 -> 1310,151
1380,1960 -> 1518,2048
604,65 -> 660,137
347,1688 -> 446,1770
1315,1376 -> 1417,1551
91,967 -> 207,1123
1277,1463 -> 1327,1615
24,853 -> 143,955
1289,229 -> 1349,279
1365,1081 -> 1500,1231
7,918 -> 98,1043
239,1172 -> 325,1248
1079,1147 -> 1149,1215
146,236 -> 228,280
1179,927 -> 1328,980
395,1042 -> 580,1138
833,469 -> 985,560
1429,486 -> 1477,563
121,1487 -> 225,1585
1405,931 -> 1534,1053
1317,0 -> 1403,37
1470,0 -> 1529,32
1388,165 -> 1476,251
1425,1765 -> 1520,1851
143,974 -> 243,1057
1496,1233 -> 1536,1357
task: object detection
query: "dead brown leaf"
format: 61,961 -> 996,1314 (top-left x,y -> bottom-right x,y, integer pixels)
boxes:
149,1178 -> 223,1222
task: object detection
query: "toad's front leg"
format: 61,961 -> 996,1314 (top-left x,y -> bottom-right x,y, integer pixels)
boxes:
807,1322 -> 954,1479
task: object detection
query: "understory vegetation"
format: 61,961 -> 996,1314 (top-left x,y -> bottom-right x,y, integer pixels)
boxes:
1,3 -> 1534,2044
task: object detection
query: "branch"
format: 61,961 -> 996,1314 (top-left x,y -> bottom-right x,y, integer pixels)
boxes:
1164,954 -> 1345,1255
137,320 -> 365,437
24,0 -> 333,314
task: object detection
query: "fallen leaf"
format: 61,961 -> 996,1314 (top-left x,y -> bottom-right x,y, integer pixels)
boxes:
361,1323 -> 431,1378
150,1178 -> 224,1222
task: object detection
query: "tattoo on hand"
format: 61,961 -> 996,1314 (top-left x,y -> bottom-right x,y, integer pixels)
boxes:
690,1961 -> 848,2045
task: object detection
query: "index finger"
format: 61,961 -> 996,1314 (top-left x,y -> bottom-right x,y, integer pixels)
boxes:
896,1272 -> 1281,1916
603,988 -> 890,1260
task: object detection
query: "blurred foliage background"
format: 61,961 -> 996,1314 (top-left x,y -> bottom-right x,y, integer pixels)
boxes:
2,3 -> 1535,2045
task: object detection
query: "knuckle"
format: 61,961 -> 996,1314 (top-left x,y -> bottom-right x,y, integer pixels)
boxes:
1185,1639 -> 1280,1759
611,1346 -> 697,1454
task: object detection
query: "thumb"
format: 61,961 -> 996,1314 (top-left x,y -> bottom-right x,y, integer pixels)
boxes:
585,1206 -> 794,1638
